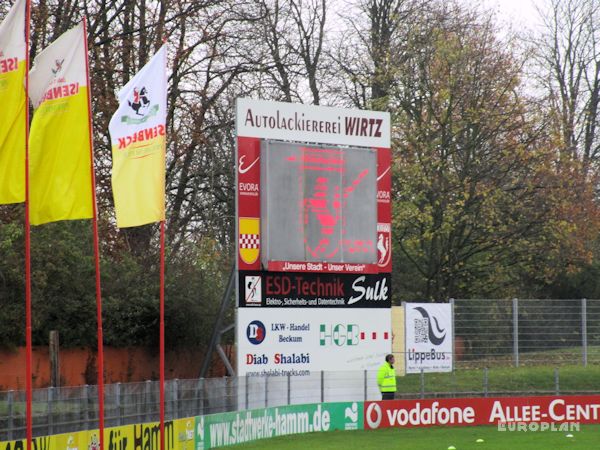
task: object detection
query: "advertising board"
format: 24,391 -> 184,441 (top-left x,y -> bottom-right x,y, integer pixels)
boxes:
364,395 -> 600,429
0,418 -> 190,450
204,402 -> 363,448
236,98 -> 390,148
237,308 -> 391,377
404,303 -> 452,373
0,403 -> 364,450
239,272 -> 391,308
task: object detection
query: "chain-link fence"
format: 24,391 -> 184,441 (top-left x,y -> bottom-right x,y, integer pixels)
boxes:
452,298 -> 600,368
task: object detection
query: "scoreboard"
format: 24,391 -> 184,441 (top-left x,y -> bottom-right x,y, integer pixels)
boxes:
236,98 -> 391,376
261,141 -> 377,267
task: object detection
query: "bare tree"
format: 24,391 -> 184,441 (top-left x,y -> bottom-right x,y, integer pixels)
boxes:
289,0 -> 327,104
332,0 -> 428,109
534,0 -> 600,178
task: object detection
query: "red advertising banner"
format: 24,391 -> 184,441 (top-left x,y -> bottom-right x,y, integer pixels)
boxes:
364,396 -> 600,429
267,261 -> 380,274
376,147 -> 391,272
237,136 -> 261,271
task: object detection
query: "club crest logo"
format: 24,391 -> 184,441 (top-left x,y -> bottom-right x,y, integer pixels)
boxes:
129,87 -> 150,116
51,59 -> 64,75
121,86 -> 159,124
239,218 -> 260,265
88,434 -> 100,450
377,223 -> 391,267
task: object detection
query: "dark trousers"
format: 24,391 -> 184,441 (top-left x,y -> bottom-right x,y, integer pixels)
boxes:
381,391 -> 395,400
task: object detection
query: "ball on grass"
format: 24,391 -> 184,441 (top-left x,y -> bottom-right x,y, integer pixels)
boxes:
476,438 -> 484,443
566,434 -> 574,438
448,446 -> 456,450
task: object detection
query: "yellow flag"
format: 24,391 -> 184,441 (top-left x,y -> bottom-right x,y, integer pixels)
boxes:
28,23 -> 93,225
109,46 -> 167,228
0,0 -> 26,204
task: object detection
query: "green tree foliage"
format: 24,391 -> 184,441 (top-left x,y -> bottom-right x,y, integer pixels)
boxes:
3,0 -> 600,354
388,5 -> 599,300
0,213 -> 26,348
0,216 -> 228,349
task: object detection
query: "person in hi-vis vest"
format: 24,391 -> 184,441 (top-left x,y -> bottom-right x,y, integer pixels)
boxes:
377,354 -> 397,400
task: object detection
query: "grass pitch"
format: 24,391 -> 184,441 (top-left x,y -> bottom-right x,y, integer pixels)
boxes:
233,424 -> 600,449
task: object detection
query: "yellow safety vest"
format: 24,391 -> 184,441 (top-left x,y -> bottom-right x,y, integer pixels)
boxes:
377,362 -> 396,392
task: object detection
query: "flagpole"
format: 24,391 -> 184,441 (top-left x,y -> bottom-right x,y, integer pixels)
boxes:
82,18 -> 105,450
159,220 -> 166,450
24,1 -> 33,450
159,39 -> 167,450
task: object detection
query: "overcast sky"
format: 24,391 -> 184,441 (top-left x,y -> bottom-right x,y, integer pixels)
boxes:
478,0 -> 543,29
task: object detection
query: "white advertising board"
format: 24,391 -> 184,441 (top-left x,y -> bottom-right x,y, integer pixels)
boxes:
404,303 -> 453,373
236,98 -> 391,148
237,308 -> 391,376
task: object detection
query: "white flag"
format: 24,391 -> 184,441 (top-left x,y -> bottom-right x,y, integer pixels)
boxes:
29,22 -> 88,108
28,22 -> 94,224
0,0 -> 25,61
109,46 -> 167,228
0,0 -> 27,204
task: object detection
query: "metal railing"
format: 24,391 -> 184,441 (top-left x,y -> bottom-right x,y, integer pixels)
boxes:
2,366 -> 600,441
2,298 -> 600,441
0,371 -> 383,441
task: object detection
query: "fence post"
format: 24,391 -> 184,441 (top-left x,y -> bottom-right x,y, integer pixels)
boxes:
7,390 -> 14,441
264,375 -> 269,408
451,369 -> 456,397
554,368 -> 560,395
172,379 -> 179,420
197,378 -> 205,416
364,370 -> 368,401
115,382 -> 122,426
145,380 -> 152,423
83,384 -> 90,428
321,371 -> 325,403
224,376 -> 232,413
420,369 -> 425,399
47,386 -> 54,436
582,298 -> 588,367
512,298 -> 519,368
450,298 -> 455,372
244,376 -> 249,410
483,368 -> 488,398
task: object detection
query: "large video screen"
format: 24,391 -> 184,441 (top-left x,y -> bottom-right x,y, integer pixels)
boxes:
260,140 -> 377,266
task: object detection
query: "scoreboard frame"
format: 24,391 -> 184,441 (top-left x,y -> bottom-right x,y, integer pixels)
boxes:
235,98 -> 392,376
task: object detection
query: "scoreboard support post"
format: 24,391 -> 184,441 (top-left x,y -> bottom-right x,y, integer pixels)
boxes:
199,265 -> 236,378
